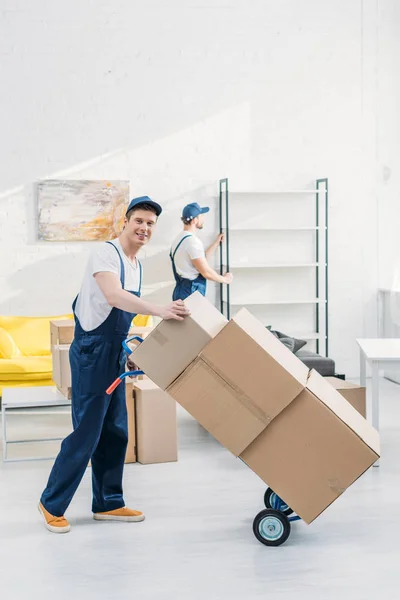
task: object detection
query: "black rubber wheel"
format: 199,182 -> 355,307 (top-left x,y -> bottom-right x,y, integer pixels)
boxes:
264,488 -> 293,516
253,509 -> 291,547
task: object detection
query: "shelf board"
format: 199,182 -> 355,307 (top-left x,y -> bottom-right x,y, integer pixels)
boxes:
226,190 -> 324,196
224,263 -> 323,269
223,299 -> 326,306
225,226 -> 324,232
296,333 -> 327,340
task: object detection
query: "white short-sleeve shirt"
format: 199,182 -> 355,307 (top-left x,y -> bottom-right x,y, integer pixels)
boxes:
170,232 -> 205,280
75,239 -> 141,332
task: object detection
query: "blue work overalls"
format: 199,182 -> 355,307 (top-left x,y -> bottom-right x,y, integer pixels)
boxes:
41,242 -> 142,517
170,234 -> 207,301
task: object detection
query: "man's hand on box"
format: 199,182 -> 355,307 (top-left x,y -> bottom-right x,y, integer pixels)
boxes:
126,356 -> 138,377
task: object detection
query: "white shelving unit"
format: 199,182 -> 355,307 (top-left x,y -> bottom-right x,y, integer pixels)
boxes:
218,178 -> 329,355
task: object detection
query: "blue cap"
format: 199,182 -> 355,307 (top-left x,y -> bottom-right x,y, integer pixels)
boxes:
126,196 -> 162,217
182,202 -> 210,220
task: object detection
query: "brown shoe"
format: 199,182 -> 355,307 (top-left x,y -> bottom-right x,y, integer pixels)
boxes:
38,502 -> 71,534
93,506 -> 145,522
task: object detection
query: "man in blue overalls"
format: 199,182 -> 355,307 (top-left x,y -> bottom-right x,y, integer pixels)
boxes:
170,202 -> 233,301
39,197 -> 189,534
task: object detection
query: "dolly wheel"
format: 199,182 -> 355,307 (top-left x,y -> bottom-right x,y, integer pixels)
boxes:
264,487 -> 293,516
253,509 -> 291,547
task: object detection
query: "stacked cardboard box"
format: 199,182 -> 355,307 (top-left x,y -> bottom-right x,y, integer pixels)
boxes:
111,380 -> 177,465
50,320 -> 74,398
132,292 -> 380,524
325,377 -> 366,417
134,380 -> 177,464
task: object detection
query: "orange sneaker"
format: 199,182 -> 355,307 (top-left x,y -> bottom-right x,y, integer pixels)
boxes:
38,502 -> 71,534
93,506 -> 145,522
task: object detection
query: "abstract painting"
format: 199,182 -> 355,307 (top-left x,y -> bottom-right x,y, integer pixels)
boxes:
37,180 -> 130,241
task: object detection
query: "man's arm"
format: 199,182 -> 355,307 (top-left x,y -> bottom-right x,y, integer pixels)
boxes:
191,257 -> 233,285
94,272 -> 189,320
205,233 -> 224,261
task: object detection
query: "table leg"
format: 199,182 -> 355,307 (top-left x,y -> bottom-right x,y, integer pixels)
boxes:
371,361 -> 380,467
1,404 -> 7,462
360,349 -> 367,387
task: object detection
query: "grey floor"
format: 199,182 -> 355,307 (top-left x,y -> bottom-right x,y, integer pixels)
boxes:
1,378 -> 400,600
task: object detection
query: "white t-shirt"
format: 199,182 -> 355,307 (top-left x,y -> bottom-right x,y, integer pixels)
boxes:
170,232 -> 205,280
75,239 -> 141,331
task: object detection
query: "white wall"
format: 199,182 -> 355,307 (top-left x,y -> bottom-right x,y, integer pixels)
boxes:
376,2 -> 400,291
0,0 -> 398,376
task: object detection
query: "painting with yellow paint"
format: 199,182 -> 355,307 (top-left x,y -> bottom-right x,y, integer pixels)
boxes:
37,180 -> 129,241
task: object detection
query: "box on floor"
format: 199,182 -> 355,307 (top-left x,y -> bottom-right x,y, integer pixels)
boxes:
133,293 -> 379,524
325,376 -> 366,417
134,380 -> 177,464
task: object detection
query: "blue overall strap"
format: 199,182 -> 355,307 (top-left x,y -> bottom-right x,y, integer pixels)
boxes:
137,260 -> 142,295
170,234 -> 193,260
106,241 -> 125,288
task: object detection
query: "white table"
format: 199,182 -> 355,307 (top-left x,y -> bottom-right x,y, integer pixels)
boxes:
357,337 -> 400,442
1,386 -> 71,463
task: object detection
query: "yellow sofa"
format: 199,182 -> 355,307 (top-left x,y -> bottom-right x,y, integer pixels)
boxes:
0,315 -> 74,395
0,314 -> 153,396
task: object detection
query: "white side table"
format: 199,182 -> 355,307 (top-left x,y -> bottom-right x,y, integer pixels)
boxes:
1,386 -> 71,463
357,338 -> 400,466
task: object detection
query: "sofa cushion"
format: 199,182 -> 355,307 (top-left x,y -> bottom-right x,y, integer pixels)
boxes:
295,350 -> 335,377
266,327 -> 307,353
0,315 -> 72,356
0,356 -> 52,381
0,327 -> 22,359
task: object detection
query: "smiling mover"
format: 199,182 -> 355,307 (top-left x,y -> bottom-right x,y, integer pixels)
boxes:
39,196 -> 189,534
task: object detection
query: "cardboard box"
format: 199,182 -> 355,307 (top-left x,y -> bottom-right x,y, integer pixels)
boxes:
52,345 -> 71,389
132,292 -> 227,390
50,320 -> 75,346
240,370 -> 379,523
168,305 -> 379,523
125,381 -> 136,463
134,380 -> 177,464
168,309 -> 308,456
325,377 -> 366,417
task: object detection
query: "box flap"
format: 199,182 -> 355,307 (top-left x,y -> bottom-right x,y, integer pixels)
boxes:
184,291 -> 228,337
307,370 -> 380,455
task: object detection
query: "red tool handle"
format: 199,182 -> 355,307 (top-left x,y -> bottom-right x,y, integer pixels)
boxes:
106,377 -> 122,395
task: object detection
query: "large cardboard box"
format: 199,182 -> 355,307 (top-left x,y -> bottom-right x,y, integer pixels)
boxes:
134,380 -> 177,464
167,306 -> 379,523
325,377 -> 366,417
132,292 -> 227,390
50,320 -> 74,389
52,345 -> 71,389
240,370 -> 379,523
50,319 -> 74,346
168,310 -> 309,456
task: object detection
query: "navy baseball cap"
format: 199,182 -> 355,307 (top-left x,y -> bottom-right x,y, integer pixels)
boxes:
182,202 -> 210,220
126,196 -> 162,216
